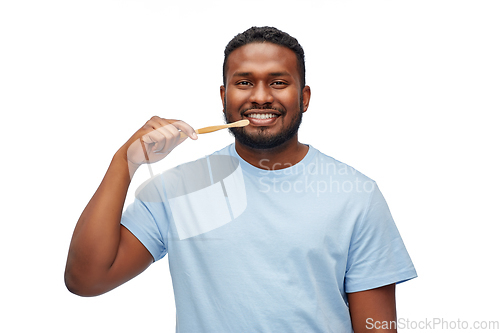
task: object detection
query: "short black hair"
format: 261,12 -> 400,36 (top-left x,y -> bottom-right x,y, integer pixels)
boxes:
223,26 -> 305,89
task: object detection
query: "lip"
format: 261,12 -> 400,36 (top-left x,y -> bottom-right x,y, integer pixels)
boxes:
242,109 -> 282,127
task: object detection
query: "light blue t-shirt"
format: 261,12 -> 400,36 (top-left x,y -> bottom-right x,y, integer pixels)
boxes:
121,144 -> 417,333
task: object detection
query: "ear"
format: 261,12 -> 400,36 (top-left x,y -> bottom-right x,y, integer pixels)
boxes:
220,85 -> 226,111
301,85 -> 311,112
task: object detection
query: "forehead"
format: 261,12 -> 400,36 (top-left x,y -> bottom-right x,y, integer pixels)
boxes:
226,42 -> 299,78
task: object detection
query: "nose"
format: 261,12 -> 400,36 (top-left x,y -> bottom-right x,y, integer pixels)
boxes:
249,82 -> 274,105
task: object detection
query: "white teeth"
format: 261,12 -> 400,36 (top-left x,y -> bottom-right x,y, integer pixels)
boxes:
247,113 -> 278,119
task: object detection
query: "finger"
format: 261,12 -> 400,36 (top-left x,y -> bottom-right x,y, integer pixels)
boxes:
151,119 -> 186,154
149,116 -> 197,140
159,122 -> 192,154
160,128 -> 188,154
166,119 -> 198,140
150,118 -> 193,154
140,129 -> 163,153
146,118 -> 191,155
145,119 -> 175,152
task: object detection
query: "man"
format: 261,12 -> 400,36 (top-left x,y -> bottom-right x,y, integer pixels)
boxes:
65,26 -> 417,332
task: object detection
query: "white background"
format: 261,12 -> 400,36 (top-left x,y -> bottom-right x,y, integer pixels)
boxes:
1,0 -> 499,332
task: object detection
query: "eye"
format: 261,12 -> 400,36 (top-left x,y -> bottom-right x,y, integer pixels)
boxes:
271,81 -> 288,88
236,81 -> 252,86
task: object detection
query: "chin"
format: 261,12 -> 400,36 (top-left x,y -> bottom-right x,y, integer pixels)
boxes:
230,127 -> 299,150
224,106 -> 303,150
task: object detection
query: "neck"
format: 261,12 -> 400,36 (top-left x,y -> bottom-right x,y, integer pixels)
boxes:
234,135 -> 309,170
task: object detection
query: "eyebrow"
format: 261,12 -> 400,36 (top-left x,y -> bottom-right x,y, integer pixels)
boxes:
269,72 -> 291,77
233,71 -> 291,77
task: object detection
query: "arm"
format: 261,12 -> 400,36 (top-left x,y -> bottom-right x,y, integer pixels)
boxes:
64,117 -> 197,296
347,283 -> 397,333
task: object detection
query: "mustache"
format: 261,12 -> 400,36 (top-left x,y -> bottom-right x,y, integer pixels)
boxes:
240,104 -> 285,115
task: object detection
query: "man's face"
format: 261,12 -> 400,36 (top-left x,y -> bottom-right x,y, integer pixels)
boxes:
221,42 -> 310,149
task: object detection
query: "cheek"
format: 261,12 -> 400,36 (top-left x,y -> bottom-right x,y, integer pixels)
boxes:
226,90 -> 249,108
277,90 -> 300,107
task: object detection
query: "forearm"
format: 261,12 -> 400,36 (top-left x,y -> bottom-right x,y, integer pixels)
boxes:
65,149 -> 138,294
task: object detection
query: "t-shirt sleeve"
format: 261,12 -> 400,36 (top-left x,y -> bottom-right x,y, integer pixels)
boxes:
345,183 -> 417,293
120,177 -> 170,262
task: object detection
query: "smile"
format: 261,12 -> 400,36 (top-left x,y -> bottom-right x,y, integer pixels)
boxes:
246,113 -> 278,120
243,111 -> 281,127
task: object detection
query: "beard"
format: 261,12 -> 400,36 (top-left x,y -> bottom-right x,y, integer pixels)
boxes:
223,96 -> 303,150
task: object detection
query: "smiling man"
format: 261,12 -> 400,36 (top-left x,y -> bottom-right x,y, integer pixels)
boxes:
222,40 -> 310,169
65,27 -> 417,332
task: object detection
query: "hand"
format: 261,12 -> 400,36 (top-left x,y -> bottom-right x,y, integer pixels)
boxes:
118,116 -> 198,168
